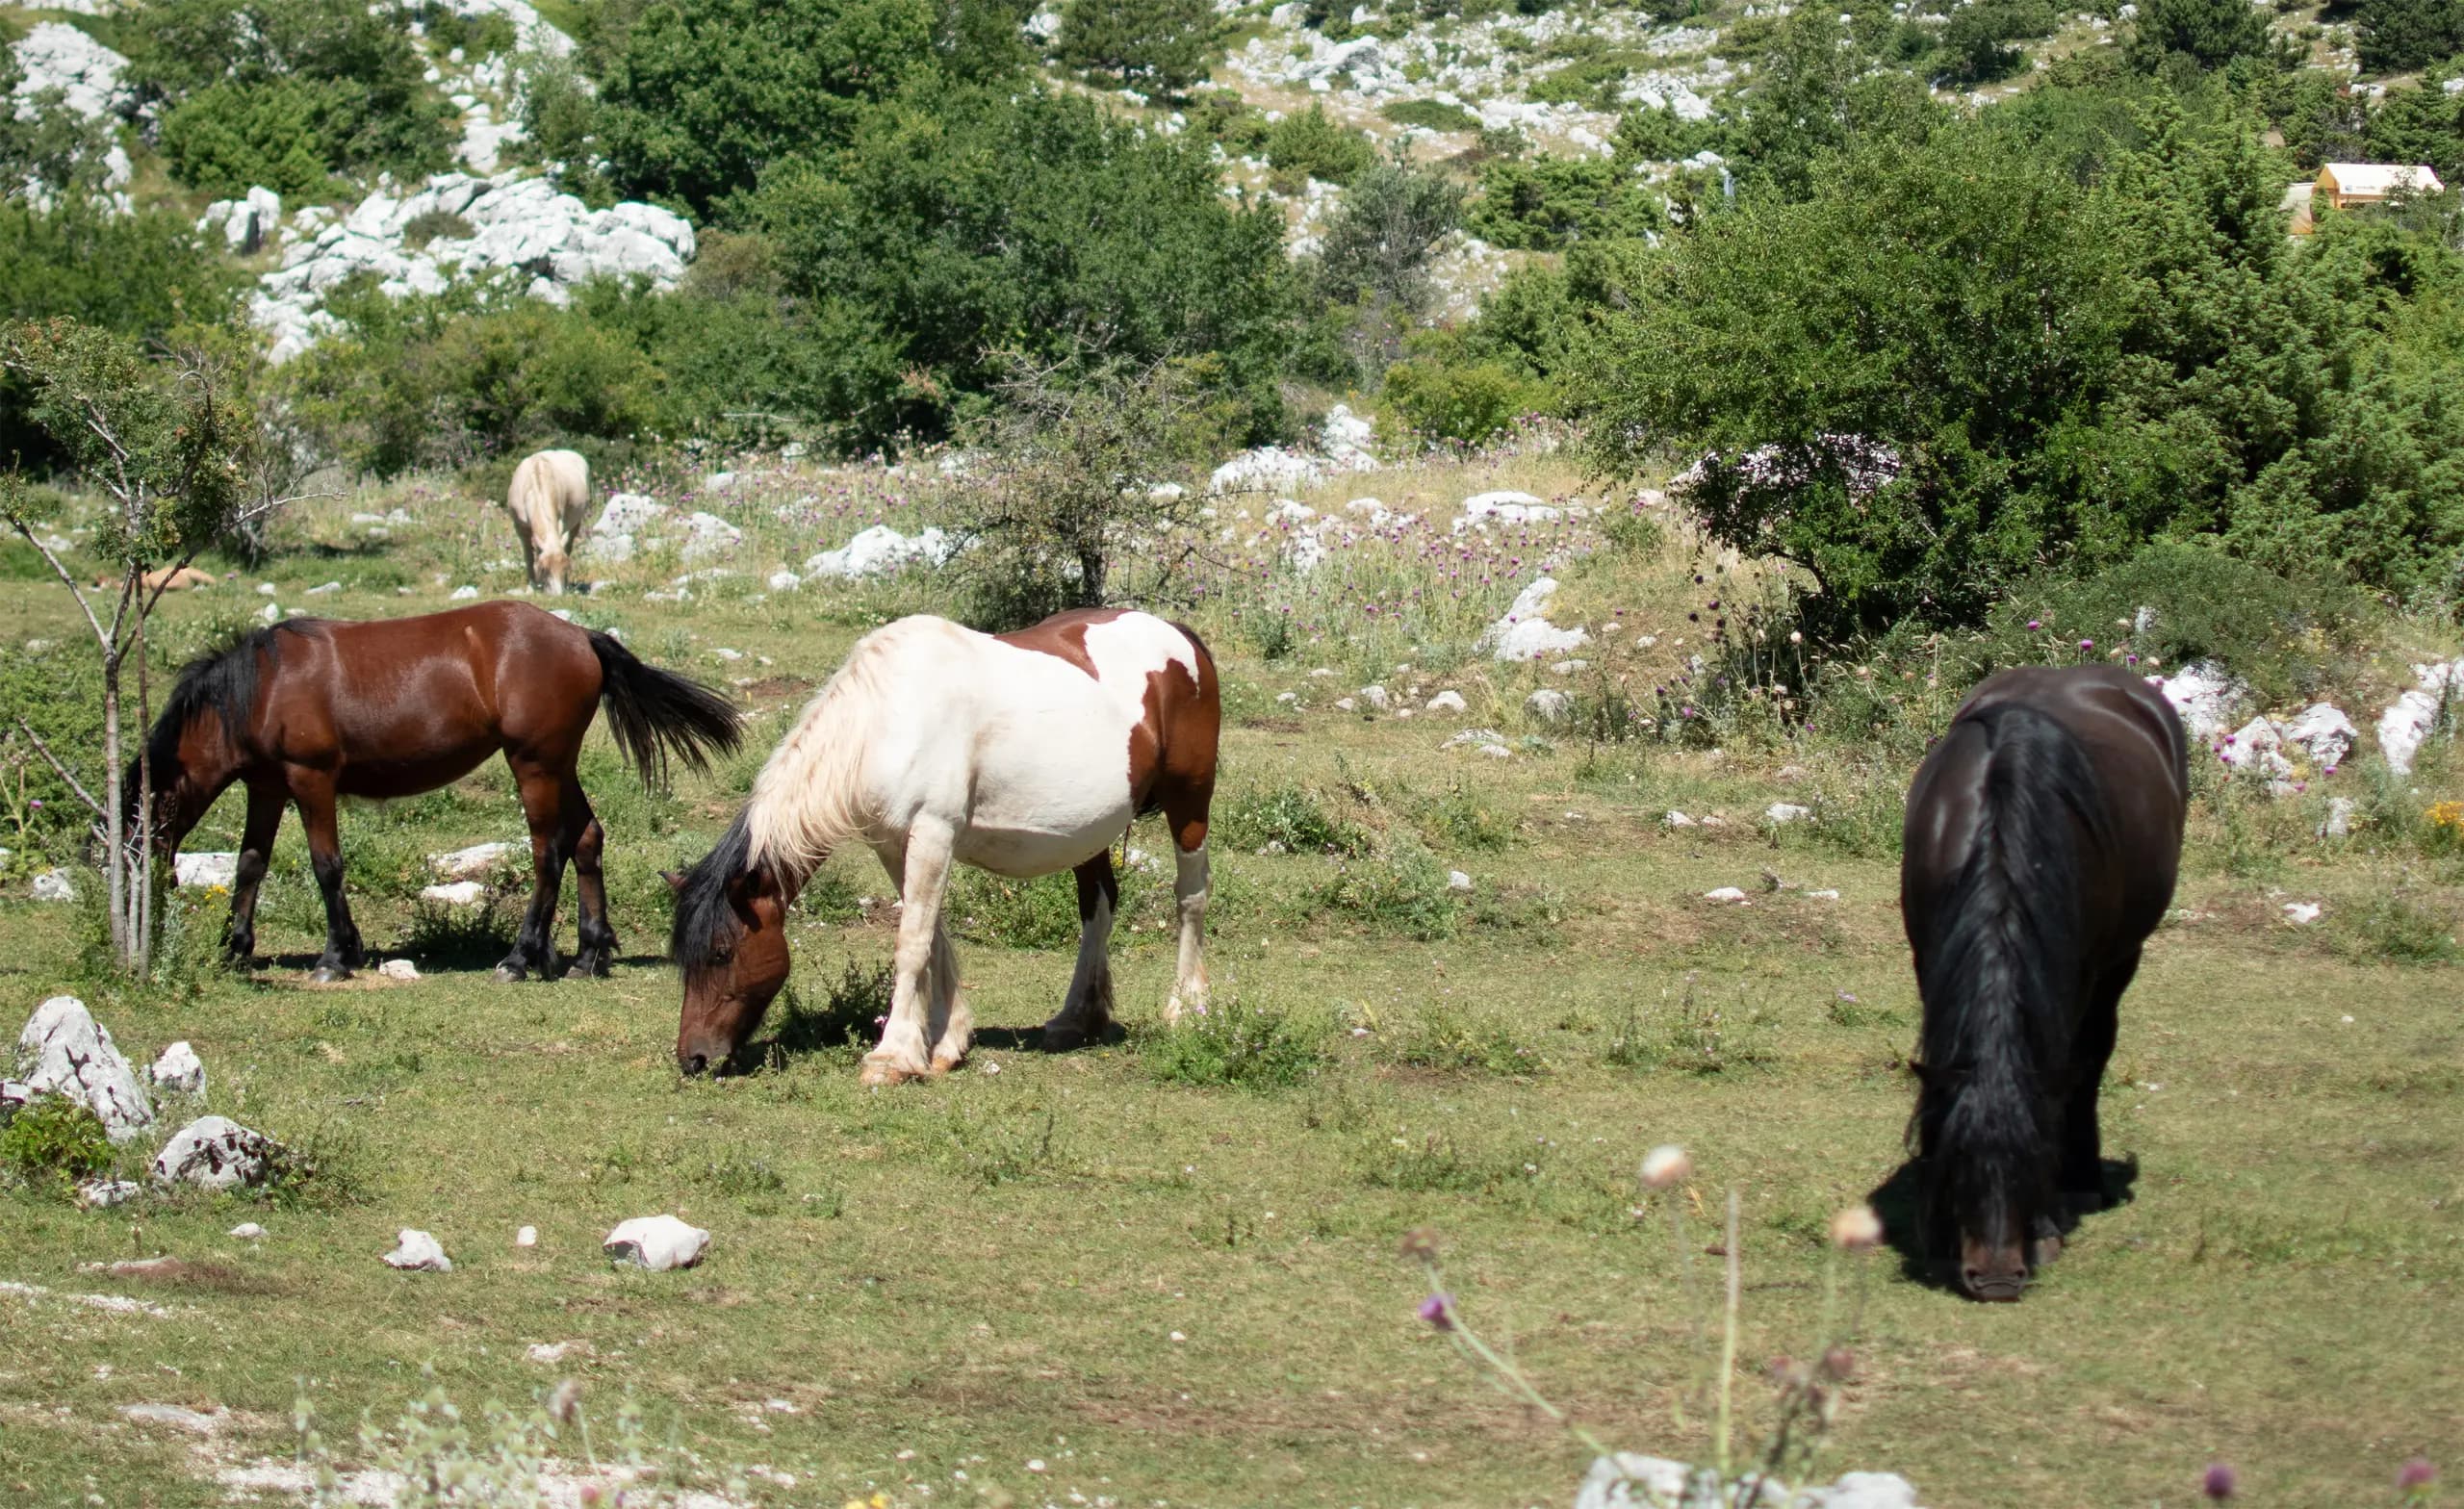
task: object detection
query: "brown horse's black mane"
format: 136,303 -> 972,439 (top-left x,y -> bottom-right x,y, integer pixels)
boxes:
1911,701 -> 2115,1232
670,808 -> 756,973
141,621 -> 319,779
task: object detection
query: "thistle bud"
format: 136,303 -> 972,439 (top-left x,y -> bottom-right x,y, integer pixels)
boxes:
1639,1145 -> 1691,1189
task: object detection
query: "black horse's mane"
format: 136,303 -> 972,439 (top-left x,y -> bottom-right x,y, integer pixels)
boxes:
141,621 -> 316,777
1912,701 -> 2114,1216
670,808 -> 757,972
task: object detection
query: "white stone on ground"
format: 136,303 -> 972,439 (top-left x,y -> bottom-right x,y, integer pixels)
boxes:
1454,490 -> 1561,530
2219,716 -> 2297,794
421,881 -> 488,906
1447,870 -> 1473,891
173,852 -> 237,888
515,1225 -> 538,1247
449,585 -> 478,601
229,1222 -> 267,1240
2282,901 -> 2323,926
1477,578 -> 1589,662
1765,803 -> 1812,825
430,841 -> 511,879
32,868 -> 76,902
150,1041 -> 205,1096
376,959 -> 421,982
1357,684 -> 1391,711
604,1214 -> 711,1271
12,22 -> 132,122
804,524 -> 955,579
2157,660 -> 2246,741
595,492 -> 669,535
1664,811 -> 1696,828
78,1179 -> 140,1208
2278,703 -> 2357,768
1703,887 -> 1749,904
2377,658 -> 2464,775
1425,690 -> 1469,714
120,1403 -> 222,1434
15,995 -> 153,1142
676,511 -> 742,564
2320,796 -> 2358,838
1527,688 -> 1573,723
384,1229 -> 453,1272
151,1115 -> 280,1189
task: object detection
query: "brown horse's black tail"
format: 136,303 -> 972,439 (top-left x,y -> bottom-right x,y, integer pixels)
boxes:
588,631 -> 743,789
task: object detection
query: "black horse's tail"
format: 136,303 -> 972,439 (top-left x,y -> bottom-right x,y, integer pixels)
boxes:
1916,703 -> 2110,1189
588,631 -> 743,789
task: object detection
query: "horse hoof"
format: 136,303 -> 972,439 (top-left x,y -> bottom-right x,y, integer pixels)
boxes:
930,1052 -> 965,1076
494,962 -> 526,984
859,1060 -> 928,1087
1039,1024 -> 1087,1053
309,965 -> 351,984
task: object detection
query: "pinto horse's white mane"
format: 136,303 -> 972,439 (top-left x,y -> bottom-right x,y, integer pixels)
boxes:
742,624 -> 902,879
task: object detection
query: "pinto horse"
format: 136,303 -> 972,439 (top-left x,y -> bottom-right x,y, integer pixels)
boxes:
138,602 -> 741,982
1900,664 -> 2186,1301
669,608 -> 1220,1083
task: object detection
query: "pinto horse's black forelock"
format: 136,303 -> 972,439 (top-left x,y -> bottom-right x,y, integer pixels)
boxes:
670,809 -> 757,974
1912,702 -> 2115,1249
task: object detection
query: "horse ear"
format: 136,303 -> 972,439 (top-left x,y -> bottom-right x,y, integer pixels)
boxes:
1906,1058 -> 1931,1085
660,869 -> 684,893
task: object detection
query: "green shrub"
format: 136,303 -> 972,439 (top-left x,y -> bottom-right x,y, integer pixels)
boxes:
160,78 -> 333,198
1142,997 -> 1333,1088
1058,0 -> 1219,92
1311,834 -> 1461,940
2338,886 -> 2458,964
400,210 -> 473,249
1265,104 -> 1376,185
0,1095 -> 113,1197
1382,354 -> 1550,445
1217,780 -> 1373,856
1380,97 -> 1480,133
1468,155 -> 1662,250
2357,0 -> 2464,74
1371,998 -> 1538,1074
1412,787 -> 1514,851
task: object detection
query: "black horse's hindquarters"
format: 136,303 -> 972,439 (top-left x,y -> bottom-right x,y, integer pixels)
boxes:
1899,664 -> 2188,1300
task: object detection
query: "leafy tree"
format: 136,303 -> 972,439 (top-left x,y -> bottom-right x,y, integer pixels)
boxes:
942,354 -> 1222,626
1057,0 -> 1219,93
748,85 -> 1296,449
1940,0 -> 2057,84
1576,128 -> 2136,630
128,0 -> 454,185
0,321 -> 294,975
1263,103 -> 1375,185
159,78 -> 333,198
1469,155 -> 1666,248
2366,74 -> 2464,180
1720,10 -> 1944,200
2356,0 -> 2464,75
1313,147 -> 1463,314
595,0 -> 950,217
2124,0 -> 2275,71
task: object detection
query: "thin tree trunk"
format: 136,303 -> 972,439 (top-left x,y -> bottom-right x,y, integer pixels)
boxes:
133,587 -> 152,975
101,645 -> 126,962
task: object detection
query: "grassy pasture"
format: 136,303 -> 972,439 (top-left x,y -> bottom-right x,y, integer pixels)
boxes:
2,456 -> 2461,1508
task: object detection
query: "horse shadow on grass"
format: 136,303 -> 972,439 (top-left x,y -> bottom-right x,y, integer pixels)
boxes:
744,964 -> 1127,1072
1865,1154 -> 2140,1294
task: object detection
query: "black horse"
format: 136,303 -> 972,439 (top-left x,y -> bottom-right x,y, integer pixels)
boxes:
1900,664 -> 2187,1301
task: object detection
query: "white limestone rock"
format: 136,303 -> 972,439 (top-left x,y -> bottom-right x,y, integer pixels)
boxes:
595,492 -> 669,536
1425,690 -> 1469,714
1704,887 -> 1749,903
430,841 -> 512,880
1526,688 -> 1573,723
32,868 -> 76,902
421,881 -> 489,907
15,996 -> 153,1142
1478,577 -> 1590,662
802,524 -> 954,579
676,511 -> 743,565
1356,684 -> 1391,711
1454,490 -> 1561,530
174,853 -> 238,888
2157,660 -> 2246,742
150,1115 -> 280,1190
150,1042 -> 205,1097
1765,803 -> 1812,826
377,959 -> 422,982
12,23 -> 132,123
2278,703 -> 2357,769
383,1229 -> 453,1272
603,1214 -> 710,1271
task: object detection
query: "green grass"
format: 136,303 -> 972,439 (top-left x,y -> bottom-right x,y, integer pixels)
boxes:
1,459 -> 2461,1508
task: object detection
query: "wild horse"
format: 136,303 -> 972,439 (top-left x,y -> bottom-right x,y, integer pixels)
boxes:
138,602 -> 741,982
1901,664 -> 2187,1301
669,608 -> 1220,1083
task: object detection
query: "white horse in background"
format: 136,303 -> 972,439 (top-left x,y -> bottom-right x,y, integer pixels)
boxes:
503,448 -> 591,594
668,608 -> 1222,1084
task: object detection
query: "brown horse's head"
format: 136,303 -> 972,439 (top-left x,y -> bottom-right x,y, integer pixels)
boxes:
1912,1061 -> 2059,1302
127,636 -> 270,852
667,816 -> 792,1075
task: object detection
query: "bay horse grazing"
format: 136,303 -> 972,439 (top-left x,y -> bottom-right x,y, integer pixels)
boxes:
137,602 -> 741,983
503,448 -> 591,594
1901,664 -> 2187,1301
669,609 -> 1219,1084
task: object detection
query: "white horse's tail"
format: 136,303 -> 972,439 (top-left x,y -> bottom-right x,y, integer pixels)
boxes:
742,627 -> 899,878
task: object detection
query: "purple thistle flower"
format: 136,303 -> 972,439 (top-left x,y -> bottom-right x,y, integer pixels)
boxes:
2079,638 -> 2094,652
1418,1292 -> 1454,1331
2026,619 -> 2041,630
2399,1458 -> 2436,1492
2203,1463 -> 2237,1500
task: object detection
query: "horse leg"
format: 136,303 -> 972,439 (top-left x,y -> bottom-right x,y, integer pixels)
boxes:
292,772 -> 363,982
497,760 -> 571,983
2059,946 -> 2135,1222
1040,854 -> 1118,1052
223,780 -> 284,967
860,822 -> 954,1087
1162,802 -> 1212,1024
925,918 -> 972,1076
565,777 -> 615,979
